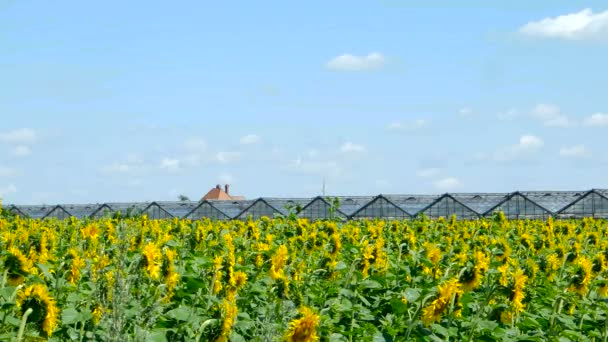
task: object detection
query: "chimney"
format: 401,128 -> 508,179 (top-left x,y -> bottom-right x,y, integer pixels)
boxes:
224,184 -> 229,195
216,184 -> 221,190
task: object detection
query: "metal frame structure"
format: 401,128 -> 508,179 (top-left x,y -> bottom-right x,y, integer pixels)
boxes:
5,189 -> 608,221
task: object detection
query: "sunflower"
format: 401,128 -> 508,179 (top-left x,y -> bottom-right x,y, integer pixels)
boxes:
5,247 -> 34,286
270,245 -> 289,280
66,248 -> 86,285
459,265 -> 481,292
92,304 -> 103,325
215,299 -> 238,342
16,284 -> 59,337
142,242 -> 162,279
568,256 -> 593,295
426,244 -> 442,265
284,306 -> 320,342
509,269 -> 527,313
421,278 -> 463,326
592,253 -> 606,274
598,281 -> 608,297
162,248 -> 180,301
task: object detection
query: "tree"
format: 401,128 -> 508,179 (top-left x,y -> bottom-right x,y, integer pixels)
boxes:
178,194 -> 190,201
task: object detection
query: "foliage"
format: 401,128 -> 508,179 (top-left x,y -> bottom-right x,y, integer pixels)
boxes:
1,214 -> 608,341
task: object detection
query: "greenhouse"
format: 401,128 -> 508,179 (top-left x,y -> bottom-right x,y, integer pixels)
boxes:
4,189 -> 608,221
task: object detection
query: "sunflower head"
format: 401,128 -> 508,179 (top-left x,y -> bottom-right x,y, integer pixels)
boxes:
16,284 -> 59,337
459,265 -> 481,292
285,306 -> 320,342
5,247 -> 33,286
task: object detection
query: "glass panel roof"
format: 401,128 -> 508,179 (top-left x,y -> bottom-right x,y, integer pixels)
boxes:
6,189 -> 608,220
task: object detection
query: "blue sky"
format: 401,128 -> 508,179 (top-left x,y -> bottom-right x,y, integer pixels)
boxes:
1,1 -> 608,204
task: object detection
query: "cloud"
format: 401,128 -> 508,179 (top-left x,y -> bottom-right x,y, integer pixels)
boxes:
240,134 -> 261,145
216,151 -> 241,163
326,52 -> 386,71
583,112 -> 608,126
559,145 -> 592,158
0,184 -> 17,198
287,157 -> 343,178
434,177 -> 463,191
0,166 -> 18,177
102,163 -> 133,174
0,128 -> 37,145
519,8 -> 608,41
160,158 -> 181,172
102,154 -> 146,174
339,142 -> 366,154
12,145 -> 31,157
387,119 -> 428,132
218,173 -> 234,184
183,137 -> 207,153
490,135 -> 544,162
531,104 -> 572,127
459,107 -> 473,117
497,109 -> 518,121
416,168 -> 442,178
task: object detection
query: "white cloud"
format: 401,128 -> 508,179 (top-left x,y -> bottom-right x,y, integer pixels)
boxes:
434,177 -> 463,191
0,166 -> 18,177
240,134 -> 261,145
339,142 -> 366,154
102,154 -> 146,174
519,135 -> 544,149
491,135 -> 544,162
0,184 -> 17,198
127,179 -> 143,187
559,145 -> 592,158
12,145 -> 32,157
459,107 -> 473,117
416,168 -> 442,178
497,109 -> 518,121
531,104 -> 572,127
160,158 -> 181,172
216,151 -> 241,163
287,157 -> 343,178
102,163 -> 132,174
387,119 -> 428,132
307,149 -> 320,158
583,112 -> 608,126
519,8 -> 608,40
184,137 -> 207,152
326,52 -> 386,71
218,173 -> 234,184
0,128 -> 37,145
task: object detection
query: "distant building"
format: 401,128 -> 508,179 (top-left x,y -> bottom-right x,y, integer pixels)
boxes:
202,184 -> 245,201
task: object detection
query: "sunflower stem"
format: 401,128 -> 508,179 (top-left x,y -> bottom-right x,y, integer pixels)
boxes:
17,307 -> 33,342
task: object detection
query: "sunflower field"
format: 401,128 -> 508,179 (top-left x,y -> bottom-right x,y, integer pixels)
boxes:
1,205 -> 608,341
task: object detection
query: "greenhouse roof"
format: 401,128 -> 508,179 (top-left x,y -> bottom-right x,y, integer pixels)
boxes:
5,189 -> 608,220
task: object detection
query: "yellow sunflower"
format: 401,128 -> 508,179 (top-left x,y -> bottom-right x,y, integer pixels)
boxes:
284,306 -> 320,342
16,284 -> 59,337
421,278 -> 463,326
5,247 -> 34,286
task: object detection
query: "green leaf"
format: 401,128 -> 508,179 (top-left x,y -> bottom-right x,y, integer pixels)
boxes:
329,333 -> 349,342
390,298 -> 408,315
361,279 -> 382,289
230,332 -> 247,342
335,261 -> 348,271
431,324 -> 449,338
372,331 -> 389,342
148,330 -> 168,342
62,307 -> 80,325
166,306 -> 191,321
404,288 -> 421,302
36,263 -> 54,281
